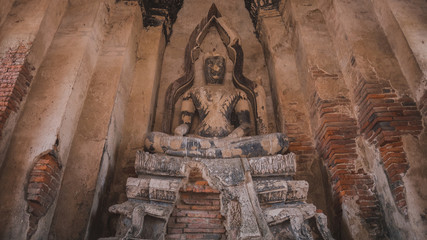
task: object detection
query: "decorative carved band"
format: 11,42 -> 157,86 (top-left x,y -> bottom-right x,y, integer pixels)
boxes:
135,150 -> 186,177
248,153 -> 296,176
135,151 -> 296,178
126,177 -> 181,203
254,179 -> 308,204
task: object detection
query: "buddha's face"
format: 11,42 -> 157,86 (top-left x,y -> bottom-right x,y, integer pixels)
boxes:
204,56 -> 225,84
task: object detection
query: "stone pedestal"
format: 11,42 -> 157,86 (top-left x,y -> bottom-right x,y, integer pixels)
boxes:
101,151 -> 333,240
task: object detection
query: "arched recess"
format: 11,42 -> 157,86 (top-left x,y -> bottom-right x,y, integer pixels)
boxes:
162,4 -> 269,135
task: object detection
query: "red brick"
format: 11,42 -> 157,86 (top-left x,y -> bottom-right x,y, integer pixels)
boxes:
184,228 -> 225,233
167,222 -> 186,228
191,205 -> 220,211
167,228 -> 182,234
180,193 -> 220,200
27,201 -> 47,217
187,223 -> 223,229
194,180 -> 208,186
26,194 -> 52,209
176,204 -> 191,210
176,210 -> 219,218
176,217 -> 209,224
165,234 -> 183,239
397,199 -> 407,209
207,218 -> 223,224
182,199 -> 214,206
184,234 -> 207,239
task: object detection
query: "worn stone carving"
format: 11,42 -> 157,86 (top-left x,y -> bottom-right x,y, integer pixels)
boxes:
145,131 -> 289,158
162,4 -> 269,135
107,201 -> 172,239
145,55 -> 289,158
103,4 -> 333,240
106,151 -> 333,240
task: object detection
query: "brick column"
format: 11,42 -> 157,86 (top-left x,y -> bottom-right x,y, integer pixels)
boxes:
166,174 -> 225,239
0,0 -> 68,167
354,70 -> 422,215
317,0 -> 426,238
371,0 -> 427,109
251,1 -> 331,231
49,3 -> 143,239
255,2 -> 316,178
0,43 -> 32,139
0,1 -> 110,238
98,11 -> 167,239
313,92 -> 383,236
289,0 -> 385,237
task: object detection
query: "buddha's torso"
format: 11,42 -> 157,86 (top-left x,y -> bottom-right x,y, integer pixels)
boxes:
189,86 -> 243,137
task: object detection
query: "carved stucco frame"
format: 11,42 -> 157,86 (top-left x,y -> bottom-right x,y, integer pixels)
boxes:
162,4 -> 269,135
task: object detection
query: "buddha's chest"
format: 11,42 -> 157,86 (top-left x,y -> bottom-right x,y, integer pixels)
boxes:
192,87 -> 239,113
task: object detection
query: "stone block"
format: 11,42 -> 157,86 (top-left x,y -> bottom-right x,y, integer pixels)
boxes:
286,181 -> 309,202
126,177 -> 149,200
126,177 -> 181,203
109,201 -> 173,220
254,179 -> 309,204
254,179 -> 288,204
263,203 -> 317,225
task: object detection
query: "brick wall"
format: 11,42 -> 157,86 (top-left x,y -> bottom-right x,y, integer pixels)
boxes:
286,121 -> 316,174
314,94 -> 384,237
26,153 -> 61,238
311,67 -> 384,237
0,43 -> 32,138
166,170 -> 225,240
354,76 -> 422,215
285,102 -> 316,176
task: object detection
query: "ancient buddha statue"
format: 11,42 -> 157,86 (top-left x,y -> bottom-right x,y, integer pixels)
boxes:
144,55 -> 289,158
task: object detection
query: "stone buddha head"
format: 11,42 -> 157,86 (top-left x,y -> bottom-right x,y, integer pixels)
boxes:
204,56 -> 226,85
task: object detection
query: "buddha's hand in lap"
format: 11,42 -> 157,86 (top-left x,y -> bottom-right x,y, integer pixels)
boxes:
174,124 -> 189,136
225,127 -> 245,139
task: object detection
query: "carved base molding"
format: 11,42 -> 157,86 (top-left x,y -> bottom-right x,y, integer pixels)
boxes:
100,152 -> 333,240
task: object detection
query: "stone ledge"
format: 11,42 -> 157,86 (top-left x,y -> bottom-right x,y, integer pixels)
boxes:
135,150 -> 296,178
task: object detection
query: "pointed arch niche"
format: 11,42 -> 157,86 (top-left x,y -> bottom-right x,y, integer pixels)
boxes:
160,4 -> 270,135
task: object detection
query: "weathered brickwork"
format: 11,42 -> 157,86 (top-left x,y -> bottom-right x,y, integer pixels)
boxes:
355,76 -> 423,215
314,95 -> 384,237
286,120 -> 316,174
26,153 -> 61,238
311,67 -> 384,237
0,43 -> 32,137
166,171 -> 225,240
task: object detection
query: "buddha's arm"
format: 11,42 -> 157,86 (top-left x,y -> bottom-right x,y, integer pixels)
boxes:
227,92 -> 251,138
174,92 -> 195,136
